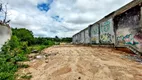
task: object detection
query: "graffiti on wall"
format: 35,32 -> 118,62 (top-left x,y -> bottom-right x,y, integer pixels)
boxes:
91,24 -> 99,44
100,33 -> 112,43
117,27 -> 142,52
115,5 -> 142,52
100,19 -> 114,44
134,31 -> 142,52
100,21 -> 110,33
91,37 -> 98,44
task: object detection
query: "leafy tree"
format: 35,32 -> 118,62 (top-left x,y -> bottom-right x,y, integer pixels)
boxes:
12,28 -> 34,46
55,36 -> 60,42
60,37 -> 72,42
0,28 -> 56,80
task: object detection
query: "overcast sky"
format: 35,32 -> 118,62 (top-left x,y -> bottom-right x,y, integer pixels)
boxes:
1,0 -> 132,37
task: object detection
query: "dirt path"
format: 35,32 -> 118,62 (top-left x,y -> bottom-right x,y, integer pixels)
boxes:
18,45 -> 142,80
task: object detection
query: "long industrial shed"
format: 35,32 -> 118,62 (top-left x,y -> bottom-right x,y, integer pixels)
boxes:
72,0 -> 142,54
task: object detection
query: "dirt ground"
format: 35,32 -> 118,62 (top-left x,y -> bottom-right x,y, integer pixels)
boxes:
17,45 -> 142,80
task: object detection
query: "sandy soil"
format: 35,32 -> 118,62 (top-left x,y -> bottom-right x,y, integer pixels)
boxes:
17,45 -> 142,80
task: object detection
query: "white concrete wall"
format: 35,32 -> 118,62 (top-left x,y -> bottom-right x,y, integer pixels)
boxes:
80,31 -> 85,44
0,25 -> 11,50
84,28 -> 90,44
100,18 -> 115,44
91,24 -> 99,44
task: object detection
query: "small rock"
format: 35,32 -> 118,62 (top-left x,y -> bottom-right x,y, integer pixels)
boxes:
45,60 -> 48,63
31,50 -> 38,53
78,77 -> 81,79
36,55 -> 43,59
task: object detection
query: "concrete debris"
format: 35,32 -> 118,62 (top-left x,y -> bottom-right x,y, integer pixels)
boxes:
31,50 -> 38,53
36,55 -> 45,59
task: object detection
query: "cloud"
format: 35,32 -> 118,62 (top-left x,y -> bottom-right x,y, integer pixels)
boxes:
66,12 -> 96,24
51,15 -> 63,22
0,0 -> 132,37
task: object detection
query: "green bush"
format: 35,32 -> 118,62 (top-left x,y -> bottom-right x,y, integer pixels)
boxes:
0,28 -> 33,80
12,28 -> 34,46
14,53 -> 28,62
18,64 -> 29,68
0,28 -> 56,80
21,74 -> 32,79
0,72 -> 15,80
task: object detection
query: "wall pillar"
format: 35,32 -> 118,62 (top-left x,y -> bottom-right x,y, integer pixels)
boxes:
0,25 -> 11,50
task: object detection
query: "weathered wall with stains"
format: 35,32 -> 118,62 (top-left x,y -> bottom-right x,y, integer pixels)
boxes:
99,19 -> 115,44
72,35 -> 77,43
80,31 -> 85,43
73,34 -> 79,44
114,5 -> 142,52
84,28 -> 90,44
91,24 -> 99,44
77,33 -> 81,43
0,25 -> 11,50
72,0 -> 142,54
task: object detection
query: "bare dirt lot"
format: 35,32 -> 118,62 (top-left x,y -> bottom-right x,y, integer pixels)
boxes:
17,45 -> 142,80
